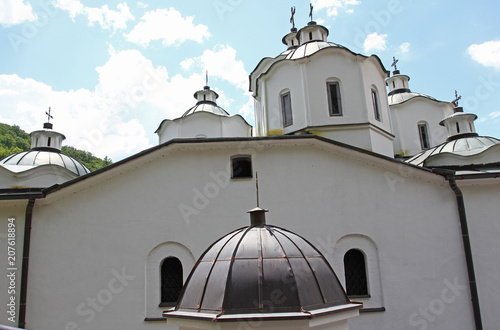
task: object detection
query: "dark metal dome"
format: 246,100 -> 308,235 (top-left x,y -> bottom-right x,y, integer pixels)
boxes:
1,149 -> 90,176
169,208 -> 350,321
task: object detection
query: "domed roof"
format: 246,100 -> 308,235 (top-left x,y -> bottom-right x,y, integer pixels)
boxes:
181,85 -> 230,118
181,103 -> 229,117
406,136 -> 500,167
167,208 -> 351,321
1,149 -> 90,176
284,41 -> 345,60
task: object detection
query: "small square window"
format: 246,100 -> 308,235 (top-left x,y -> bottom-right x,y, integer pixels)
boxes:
231,155 -> 252,179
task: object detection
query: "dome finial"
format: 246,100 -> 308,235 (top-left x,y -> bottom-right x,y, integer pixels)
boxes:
248,172 -> 268,226
309,3 -> 314,22
391,56 -> 399,75
452,90 -> 462,108
44,106 -> 53,129
205,70 -> 209,88
290,6 -> 296,30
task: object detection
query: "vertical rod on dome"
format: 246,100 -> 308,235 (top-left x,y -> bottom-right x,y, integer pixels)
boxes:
256,171 -> 259,208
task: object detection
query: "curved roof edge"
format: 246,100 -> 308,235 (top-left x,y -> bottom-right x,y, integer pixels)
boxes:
40,135 -> 439,199
155,111 -> 252,134
250,44 -> 389,98
389,92 -> 452,106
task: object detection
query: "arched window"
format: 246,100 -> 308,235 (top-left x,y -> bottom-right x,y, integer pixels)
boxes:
371,88 -> 381,121
160,257 -> 183,306
418,122 -> 430,149
327,81 -> 342,116
280,91 -> 293,127
343,249 -> 369,297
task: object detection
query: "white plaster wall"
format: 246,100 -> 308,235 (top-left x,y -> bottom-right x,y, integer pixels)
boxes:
0,201 -> 27,326
390,97 -> 453,157
158,113 -> 251,143
0,165 -> 77,188
458,180 -> 500,330
24,139 -> 477,330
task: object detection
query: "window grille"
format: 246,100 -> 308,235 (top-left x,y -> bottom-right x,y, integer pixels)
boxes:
344,249 -> 368,296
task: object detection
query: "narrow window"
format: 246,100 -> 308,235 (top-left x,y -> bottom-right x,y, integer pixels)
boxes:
47,137 -> 51,147
392,81 -> 395,88
456,122 -> 460,133
203,94 -> 206,101
160,257 -> 183,306
281,92 -> 293,127
309,31 -> 313,40
371,88 -> 381,121
469,122 -> 473,131
231,155 -> 252,179
344,249 -> 368,297
327,82 -> 342,116
35,138 -> 39,146
418,123 -> 430,149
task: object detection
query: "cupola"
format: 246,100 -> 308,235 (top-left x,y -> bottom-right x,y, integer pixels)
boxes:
155,84 -> 252,144
297,21 -> 329,45
385,57 -> 411,96
164,206 -> 361,329
0,110 -> 90,177
439,107 -> 478,141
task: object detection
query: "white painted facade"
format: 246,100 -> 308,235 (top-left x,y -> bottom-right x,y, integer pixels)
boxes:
1,19 -> 500,330
387,73 -> 454,157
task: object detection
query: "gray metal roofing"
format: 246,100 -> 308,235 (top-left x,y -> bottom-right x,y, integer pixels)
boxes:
406,136 -> 500,166
1,149 -> 90,176
174,223 -> 349,316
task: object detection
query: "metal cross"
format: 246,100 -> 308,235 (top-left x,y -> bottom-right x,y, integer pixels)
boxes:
452,90 -> 462,106
205,70 -> 209,86
290,6 -> 296,29
309,3 -> 314,21
391,56 -> 399,71
45,107 -> 53,123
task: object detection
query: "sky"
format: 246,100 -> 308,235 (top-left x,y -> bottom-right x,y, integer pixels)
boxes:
0,0 -> 499,161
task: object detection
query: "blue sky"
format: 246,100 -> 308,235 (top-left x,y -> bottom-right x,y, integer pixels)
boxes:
0,0 -> 499,161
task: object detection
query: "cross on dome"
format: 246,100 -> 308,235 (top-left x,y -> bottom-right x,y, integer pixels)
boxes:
452,90 -> 462,107
290,6 -> 296,29
391,56 -> 399,71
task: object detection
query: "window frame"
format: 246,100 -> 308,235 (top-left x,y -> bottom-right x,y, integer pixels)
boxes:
327,81 -> 343,116
159,257 -> 183,307
231,155 -> 253,179
343,249 -> 370,298
371,88 -> 381,121
418,122 -> 430,150
280,91 -> 293,127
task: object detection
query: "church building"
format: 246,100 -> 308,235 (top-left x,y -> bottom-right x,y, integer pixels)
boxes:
1,11 -> 499,330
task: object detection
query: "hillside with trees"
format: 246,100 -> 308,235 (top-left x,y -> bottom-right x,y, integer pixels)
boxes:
0,123 -> 112,171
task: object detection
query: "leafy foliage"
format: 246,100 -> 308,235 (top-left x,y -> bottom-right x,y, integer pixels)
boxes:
0,123 -> 112,171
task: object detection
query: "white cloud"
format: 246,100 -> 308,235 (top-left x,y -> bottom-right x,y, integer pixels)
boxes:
312,0 -> 360,17
54,0 -> 134,30
363,32 -> 387,53
467,40 -> 500,70
183,45 -> 248,90
124,8 -> 210,47
0,0 -> 35,25
399,42 -> 410,53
